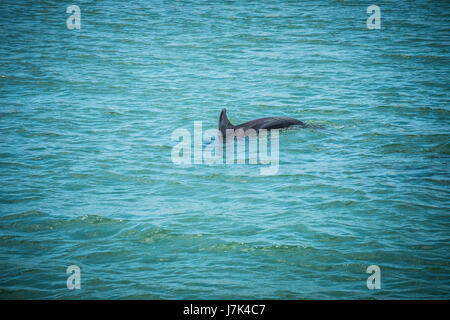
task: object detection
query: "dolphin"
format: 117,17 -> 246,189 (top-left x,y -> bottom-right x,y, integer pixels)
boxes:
218,108 -> 305,138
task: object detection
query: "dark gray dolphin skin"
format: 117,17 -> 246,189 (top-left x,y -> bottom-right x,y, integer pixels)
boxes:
218,108 -> 305,138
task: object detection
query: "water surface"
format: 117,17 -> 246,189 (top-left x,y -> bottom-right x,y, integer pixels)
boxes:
0,0 -> 449,299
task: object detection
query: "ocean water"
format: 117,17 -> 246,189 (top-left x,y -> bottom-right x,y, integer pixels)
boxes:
0,0 -> 449,299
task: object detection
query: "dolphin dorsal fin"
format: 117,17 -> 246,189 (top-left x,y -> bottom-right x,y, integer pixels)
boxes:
219,108 -> 233,136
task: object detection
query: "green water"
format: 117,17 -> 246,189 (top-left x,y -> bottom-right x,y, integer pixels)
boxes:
0,0 -> 449,299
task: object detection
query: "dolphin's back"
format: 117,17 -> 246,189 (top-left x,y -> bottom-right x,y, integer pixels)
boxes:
235,117 -> 305,131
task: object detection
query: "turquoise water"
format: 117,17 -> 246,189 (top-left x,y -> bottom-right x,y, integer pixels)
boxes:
0,0 -> 449,299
